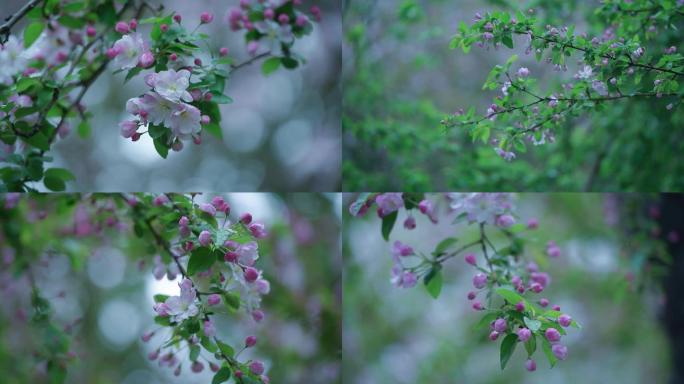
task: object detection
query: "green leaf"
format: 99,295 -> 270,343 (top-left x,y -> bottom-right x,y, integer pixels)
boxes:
502,32 -> 514,49
212,367 -> 232,384
424,266 -> 443,299
77,120 -> 91,139
154,316 -> 171,326
541,338 -> 558,367
433,237 -> 458,256
24,22 -> 45,48
524,334 -> 537,356
222,292 -> 240,311
523,316 -> 541,332
216,340 -> 235,358
62,1 -> 86,12
474,311 -> 499,330
494,288 -> 524,305
262,57 -> 281,75
58,15 -> 86,29
281,57 -> 299,69
187,248 -> 215,276
381,211 -> 398,241
189,344 -> 200,361
153,294 -> 169,303
44,168 -> 76,182
153,139 -> 169,159
201,336 -> 218,353
499,333 -> 518,370
44,175 -> 66,191
211,94 -> 232,104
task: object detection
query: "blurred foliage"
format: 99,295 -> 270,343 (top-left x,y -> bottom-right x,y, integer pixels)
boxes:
342,0 -> 684,191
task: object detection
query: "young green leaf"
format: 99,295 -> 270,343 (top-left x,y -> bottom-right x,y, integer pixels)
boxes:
523,316 -> 541,332
424,266 -> 443,299
499,333 -> 518,370
24,22 -> 45,48
541,338 -> 558,368
262,57 -> 281,75
432,237 -> 458,256
524,334 -> 537,356
212,367 -> 232,384
187,248 -> 215,276
381,211 -> 398,241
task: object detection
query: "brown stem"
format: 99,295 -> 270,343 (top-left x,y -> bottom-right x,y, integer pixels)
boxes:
0,0 -> 44,43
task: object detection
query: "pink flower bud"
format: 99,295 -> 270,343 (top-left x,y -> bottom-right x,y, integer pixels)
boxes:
198,230 -> 212,246
200,12 -> 214,24
278,14 -> 290,24
160,23 -> 169,32
496,214 -> 515,228
204,92 -> 212,101
190,89 -> 202,101
529,283 -> 543,293
200,203 -> 216,216
296,15 -> 308,27
545,328 -> 561,342
179,216 -> 189,227
245,335 -> 257,347
235,370 -> 243,378
558,314 -> 572,327
517,328 -> 532,342
115,21 -> 129,34
467,291 -> 476,300
148,349 -> 160,360
169,53 -> 177,61
195,58 -> 203,66
129,19 -> 138,30
403,216 -> 416,229
527,218 -> 539,229
191,361 -> 204,373
219,47 -> 229,57
240,213 -> 253,224
252,309 -> 265,322
552,344 -> 568,360
525,359 -> 536,372
464,253 -> 477,266
139,51 -> 155,68
515,301 -> 525,312
552,304 -> 561,311
249,223 -> 267,238
489,331 -> 499,341
173,14 -> 182,23
264,8 -> 275,19
249,361 -> 265,375
207,294 -> 221,306
224,251 -> 238,263
472,301 -> 484,311
493,318 -> 507,332
210,362 -> 219,372
141,331 -> 154,342
244,267 -> 259,282
539,298 -> 549,307
86,25 -> 96,37
472,273 -> 487,289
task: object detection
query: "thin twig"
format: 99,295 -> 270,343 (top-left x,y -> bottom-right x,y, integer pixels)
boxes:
0,0 -> 44,43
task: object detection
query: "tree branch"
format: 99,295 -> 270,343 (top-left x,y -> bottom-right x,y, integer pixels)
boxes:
0,0 -> 44,43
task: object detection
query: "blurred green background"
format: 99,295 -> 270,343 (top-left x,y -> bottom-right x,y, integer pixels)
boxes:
342,0 -> 684,191
0,193 -> 341,384
343,193 -> 670,383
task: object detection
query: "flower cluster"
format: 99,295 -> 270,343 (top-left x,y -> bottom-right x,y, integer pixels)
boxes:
113,2 -> 321,157
442,5 -> 684,162
349,192 -> 581,371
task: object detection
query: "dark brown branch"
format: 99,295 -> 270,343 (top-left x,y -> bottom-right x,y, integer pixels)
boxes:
0,0 -> 44,43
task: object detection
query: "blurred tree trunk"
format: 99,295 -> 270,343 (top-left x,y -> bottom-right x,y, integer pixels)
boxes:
660,194 -> 684,384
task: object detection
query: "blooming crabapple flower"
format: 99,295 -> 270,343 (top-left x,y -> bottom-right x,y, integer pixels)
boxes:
199,203 -> 216,216
249,361 -> 265,375
552,344 -> 568,360
493,318 -> 507,332
496,214 -> 516,228
591,80 -> 608,96
249,222 -> 268,238
525,359 -> 536,372
0,36 -> 28,85
204,319 -> 216,337
558,314 -> 572,327
530,272 -> 550,288
198,230 -> 212,246
403,216 -> 416,229
247,41 -> 260,55
255,20 -> 294,49
392,241 -> 414,259
517,67 -> 530,77
119,120 -> 138,138
418,199 -> 439,223
545,328 -> 561,342
517,328 -> 532,342
255,278 -> 270,294
211,196 -> 230,213
472,301 -> 484,310
577,65 -> 593,79
546,240 -> 561,258
489,331 -> 500,341
483,32 -> 494,40
207,294 -> 221,306
473,273 -> 488,289
245,335 -> 257,347
375,193 -> 404,217
147,69 -> 193,103
236,241 -> 259,266
464,253 -> 477,266
527,218 -> 539,229
632,46 -> 644,59
112,33 -> 147,70
156,279 -> 199,322
167,103 -> 202,139
391,266 -> 417,288
515,301 -> 526,312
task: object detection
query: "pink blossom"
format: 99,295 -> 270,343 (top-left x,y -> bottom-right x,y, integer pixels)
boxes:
545,328 -> 561,342
375,193 -> 403,217
207,294 -> 221,306
517,328 -> 531,342
473,273 -> 487,289
552,344 -> 568,360
558,314 -> 572,327
198,230 -> 212,246
245,335 -> 257,347
249,360 -> 265,375
525,359 -> 536,372
204,319 -> 216,337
